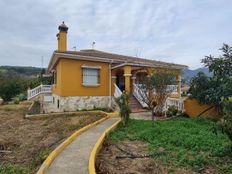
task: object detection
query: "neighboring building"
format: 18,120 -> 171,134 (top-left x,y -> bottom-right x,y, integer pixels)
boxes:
28,22 -> 187,113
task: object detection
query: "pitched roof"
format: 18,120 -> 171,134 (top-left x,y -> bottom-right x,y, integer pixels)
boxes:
48,49 -> 187,71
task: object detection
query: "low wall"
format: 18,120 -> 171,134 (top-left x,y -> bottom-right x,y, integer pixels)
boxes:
43,94 -> 116,113
184,98 -> 219,118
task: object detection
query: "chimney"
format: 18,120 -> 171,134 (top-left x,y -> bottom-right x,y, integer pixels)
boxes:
56,21 -> 68,51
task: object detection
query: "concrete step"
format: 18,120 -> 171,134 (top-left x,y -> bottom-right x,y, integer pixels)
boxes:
129,95 -> 147,113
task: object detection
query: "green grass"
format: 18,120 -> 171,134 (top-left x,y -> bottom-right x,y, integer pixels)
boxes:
0,164 -> 26,174
109,118 -> 232,173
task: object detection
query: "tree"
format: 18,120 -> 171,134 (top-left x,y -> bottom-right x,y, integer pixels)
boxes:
222,97 -> 232,142
138,71 -> 177,125
202,43 -> 232,79
189,44 -> 232,115
0,67 -> 52,102
189,43 -> 232,143
0,75 -> 26,101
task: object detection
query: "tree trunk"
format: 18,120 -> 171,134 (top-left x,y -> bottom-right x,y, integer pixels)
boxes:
151,107 -> 155,127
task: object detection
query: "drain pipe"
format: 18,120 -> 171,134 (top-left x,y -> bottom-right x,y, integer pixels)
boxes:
109,62 -> 112,108
109,61 -> 113,108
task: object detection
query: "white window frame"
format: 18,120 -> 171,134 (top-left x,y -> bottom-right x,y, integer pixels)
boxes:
81,65 -> 101,87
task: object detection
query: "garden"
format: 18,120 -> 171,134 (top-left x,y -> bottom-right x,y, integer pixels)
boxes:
96,118 -> 232,174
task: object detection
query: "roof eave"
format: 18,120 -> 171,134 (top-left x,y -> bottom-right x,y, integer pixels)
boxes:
47,52 -> 188,72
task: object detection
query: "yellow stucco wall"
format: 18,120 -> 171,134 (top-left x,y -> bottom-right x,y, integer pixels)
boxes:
53,60 -> 62,95
52,61 -> 182,98
184,98 -> 219,118
52,58 -> 110,96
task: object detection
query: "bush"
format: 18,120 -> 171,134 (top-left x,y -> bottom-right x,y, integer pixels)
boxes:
166,105 -> 178,117
13,97 -> 20,104
178,111 -> 190,118
0,76 -> 25,101
222,97 -> 232,142
116,92 -> 131,126
155,110 -> 165,117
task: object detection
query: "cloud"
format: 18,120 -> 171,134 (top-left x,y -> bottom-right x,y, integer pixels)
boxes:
0,0 -> 232,69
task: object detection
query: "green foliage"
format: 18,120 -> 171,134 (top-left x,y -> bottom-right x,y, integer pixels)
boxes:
39,148 -> 50,163
76,107 -> 111,112
222,97 -> 232,142
139,72 -> 177,121
13,93 -> 27,104
28,74 -> 53,89
189,72 -> 211,103
0,66 -> 43,76
189,43 -> 232,143
202,43 -> 232,79
0,164 -> 26,174
109,118 -> 231,172
116,92 -> 131,126
189,43 -> 232,109
166,105 -> 178,117
0,74 -> 26,101
0,67 -> 52,101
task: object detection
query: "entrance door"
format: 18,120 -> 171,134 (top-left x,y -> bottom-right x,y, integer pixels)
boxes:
116,72 -> 125,92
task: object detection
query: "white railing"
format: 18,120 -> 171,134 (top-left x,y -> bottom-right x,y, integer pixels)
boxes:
167,85 -> 178,94
133,84 -> 184,111
114,84 -> 122,98
27,85 -> 52,100
164,97 -> 184,111
133,84 -> 148,108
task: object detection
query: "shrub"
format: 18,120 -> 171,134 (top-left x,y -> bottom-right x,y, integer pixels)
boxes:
13,97 -> 20,104
39,148 -> 49,163
116,91 -> 131,126
166,105 -> 178,117
222,97 -> 232,142
0,77 -> 24,101
155,110 -> 165,117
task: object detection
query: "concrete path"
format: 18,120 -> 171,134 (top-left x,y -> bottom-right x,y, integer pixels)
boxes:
46,117 -> 120,174
130,112 -> 171,121
130,112 -> 152,120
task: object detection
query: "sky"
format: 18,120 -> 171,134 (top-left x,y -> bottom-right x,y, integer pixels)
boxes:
0,0 -> 232,70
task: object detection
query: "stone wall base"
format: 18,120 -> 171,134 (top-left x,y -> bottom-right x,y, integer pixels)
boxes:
42,94 -> 116,113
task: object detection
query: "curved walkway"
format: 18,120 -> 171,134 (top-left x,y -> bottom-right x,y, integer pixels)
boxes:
46,117 -> 120,174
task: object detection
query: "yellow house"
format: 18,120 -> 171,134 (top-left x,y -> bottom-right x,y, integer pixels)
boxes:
28,22 -> 187,113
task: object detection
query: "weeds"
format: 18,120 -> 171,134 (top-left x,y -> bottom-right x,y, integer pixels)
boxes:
0,164 -> 26,174
109,118 -> 232,173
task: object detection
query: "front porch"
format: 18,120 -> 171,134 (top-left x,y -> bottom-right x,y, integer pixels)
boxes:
111,65 -> 184,112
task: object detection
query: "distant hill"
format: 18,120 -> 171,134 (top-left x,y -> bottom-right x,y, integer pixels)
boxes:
183,67 -> 212,83
0,66 -> 43,76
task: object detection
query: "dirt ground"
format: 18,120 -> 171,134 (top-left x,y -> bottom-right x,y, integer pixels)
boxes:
96,140 -> 197,174
0,103 -> 103,173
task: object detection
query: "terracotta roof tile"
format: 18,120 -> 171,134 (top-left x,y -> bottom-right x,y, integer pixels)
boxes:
53,49 -> 187,69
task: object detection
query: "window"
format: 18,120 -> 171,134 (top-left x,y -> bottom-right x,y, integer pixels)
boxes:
82,67 -> 100,86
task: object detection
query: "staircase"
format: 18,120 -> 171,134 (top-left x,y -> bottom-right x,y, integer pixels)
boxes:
27,85 -> 52,100
129,95 -> 148,113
